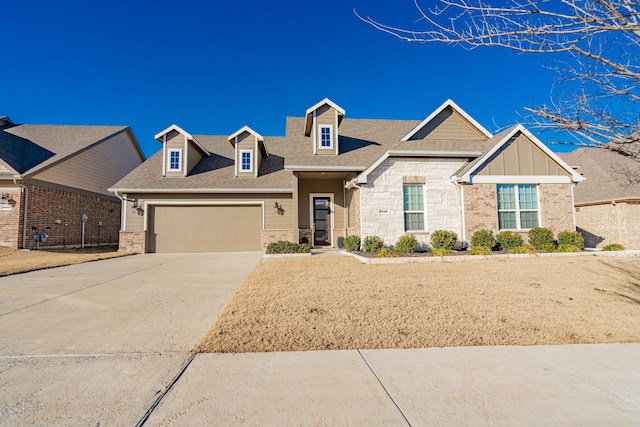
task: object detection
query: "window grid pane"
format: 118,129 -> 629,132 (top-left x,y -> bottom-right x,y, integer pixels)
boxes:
498,212 -> 517,229
497,184 -> 515,210
497,184 -> 539,230
169,151 -> 180,170
241,152 -> 251,170
403,184 -> 424,211
520,211 -> 539,229
404,213 -> 424,231
518,184 -> 538,210
320,127 -> 331,147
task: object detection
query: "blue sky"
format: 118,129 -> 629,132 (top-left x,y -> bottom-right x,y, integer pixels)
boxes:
2,0 -> 566,158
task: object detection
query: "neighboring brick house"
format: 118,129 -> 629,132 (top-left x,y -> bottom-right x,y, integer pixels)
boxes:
110,99 -> 583,253
560,148 -> 640,249
0,116 -> 145,248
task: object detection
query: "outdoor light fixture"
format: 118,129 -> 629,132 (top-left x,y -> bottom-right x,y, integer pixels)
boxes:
273,202 -> 284,215
1,193 -> 12,203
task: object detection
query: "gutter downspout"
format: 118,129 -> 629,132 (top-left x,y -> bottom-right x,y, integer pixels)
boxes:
453,180 -> 467,244
113,191 -> 126,232
13,176 -> 28,249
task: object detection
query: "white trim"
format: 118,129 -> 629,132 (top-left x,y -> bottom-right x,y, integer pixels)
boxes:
318,124 -> 333,150
143,201 -> 265,232
167,149 -> 182,172
239,150 -> 253,173
401,99 -> 493,141
122,193 -> 127,231
469,175 -> 573,184
305,98 -> 346,116
228,125 -> 264,142
571,183 -> 577,230
403,183 -> 427,232
108,187 -> 294,194
309,193 -> 334,247
457,124 -> 584,183
350,150 -> 482,186
162,135 -> 167,177
183,134 -> 188,177
497,184 -> 541,231
286,165 -> 367,171
335,109 -> 339,154
234,136 -> 238,177
154,124 -> 209,156
313,110 -> 317,155
254,135 -> 258,178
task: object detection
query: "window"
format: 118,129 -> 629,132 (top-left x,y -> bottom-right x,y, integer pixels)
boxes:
403,184 -> 424,231
168,149 -> 181,171
319,125 -> 332,148
497,184 -> 539,230
240,150 -> 252,172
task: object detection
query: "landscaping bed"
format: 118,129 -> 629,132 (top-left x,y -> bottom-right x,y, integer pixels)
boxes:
0,246 -> 134,276
197,255 -> 640,353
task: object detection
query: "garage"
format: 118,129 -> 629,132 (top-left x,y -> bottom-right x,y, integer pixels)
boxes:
147,204 -> 263,253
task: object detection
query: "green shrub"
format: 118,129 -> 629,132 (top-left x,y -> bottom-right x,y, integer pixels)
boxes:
469,245 -> 492,256
603,243 -> 625,251
556,244 -> 580,252
470,229 -> 496,250
392,247 -> 404,257
513,245 -> 538,255
363,236 -> 384,253
343,235 -> 361,252
395,235 -> 418,253
540,243 -> 557,253
429,248 -> 452,257
375,248 -> 393,258
430,230 -> 458,250
557,230 -> 585,249
528,227 -> 555,250
266,241 -> 311,254
496,231 -> 523,250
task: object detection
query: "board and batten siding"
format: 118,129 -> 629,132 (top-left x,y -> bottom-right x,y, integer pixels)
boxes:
410,107 -> 487,141
123,193 -> 293,231
31,130 -> 143,197
477,133 -> 570,177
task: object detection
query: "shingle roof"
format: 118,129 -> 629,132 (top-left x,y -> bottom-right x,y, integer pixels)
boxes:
560,148 -> 640,203
111,136 -> 293,191
0,124 -> 128,176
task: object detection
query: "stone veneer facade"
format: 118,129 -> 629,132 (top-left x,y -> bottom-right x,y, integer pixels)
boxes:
576,201 -> 640,249
360,158 -> 466,248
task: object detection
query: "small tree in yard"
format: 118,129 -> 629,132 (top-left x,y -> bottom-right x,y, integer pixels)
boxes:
358,1 -> 640,166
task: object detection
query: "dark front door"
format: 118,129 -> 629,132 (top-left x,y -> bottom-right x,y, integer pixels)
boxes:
313,197 -> 331,246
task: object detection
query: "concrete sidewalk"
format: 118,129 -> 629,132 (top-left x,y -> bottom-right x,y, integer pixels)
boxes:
146,343 -> 640,426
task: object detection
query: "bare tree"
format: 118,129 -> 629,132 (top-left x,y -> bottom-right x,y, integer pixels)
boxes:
357,1 -> 640,160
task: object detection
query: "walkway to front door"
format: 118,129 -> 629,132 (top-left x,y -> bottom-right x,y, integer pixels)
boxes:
313,197 -> 331,246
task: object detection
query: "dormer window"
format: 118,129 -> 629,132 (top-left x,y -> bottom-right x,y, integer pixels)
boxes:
320,125 -> 333,148
240,150 -> 253,172
168,149 -> 182,171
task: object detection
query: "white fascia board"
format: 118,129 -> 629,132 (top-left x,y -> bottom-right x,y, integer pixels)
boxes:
228,125 -> 264,142
108,188 -> 294,194
468,175 -> 573,184
305,98 -> 346,116
353,149 -> 483,185
401,99 -> 493,141
284,165 -> 367,171
458,124 -> 584,183
154,124 -> 209,157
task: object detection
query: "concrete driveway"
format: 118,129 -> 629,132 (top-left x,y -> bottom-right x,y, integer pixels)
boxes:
0,252 -> 262,426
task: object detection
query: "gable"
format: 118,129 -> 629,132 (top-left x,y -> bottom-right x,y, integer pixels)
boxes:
408,107 -> 489,141
31,129 -> 144,196
476,132 -> 570,177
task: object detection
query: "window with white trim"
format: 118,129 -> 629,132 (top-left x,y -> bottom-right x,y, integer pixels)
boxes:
168,149 -> 182,171
403,184 -> 425,231
319,125 -> 333,148
240,150 -> 253,172
497,184 -> 539,230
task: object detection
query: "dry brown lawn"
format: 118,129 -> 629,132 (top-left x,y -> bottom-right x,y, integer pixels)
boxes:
0,246 -> 134,276
197,255 -> 640,353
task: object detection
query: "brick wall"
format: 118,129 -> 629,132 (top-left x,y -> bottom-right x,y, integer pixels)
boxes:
119,230 -> 145,253
0,189 -> 23,248
21,184 -> 121,248
464,183 -> 576,242
576,201 -> 640,249
262,230 -> 295,248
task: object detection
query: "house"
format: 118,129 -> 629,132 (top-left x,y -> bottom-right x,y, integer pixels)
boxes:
560,148 -> 640,249
110,99 -> 583,253
0,116 -> 145,249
